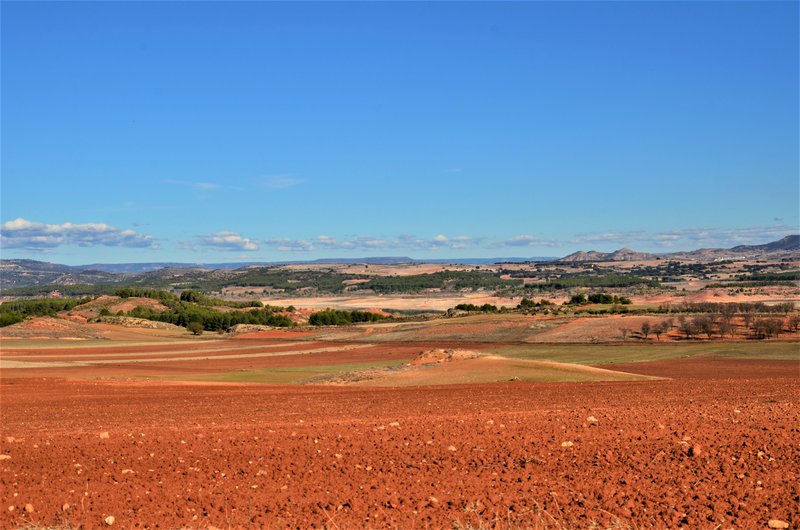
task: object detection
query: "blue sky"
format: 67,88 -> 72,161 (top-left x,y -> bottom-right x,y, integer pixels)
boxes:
2,1 -> 798,264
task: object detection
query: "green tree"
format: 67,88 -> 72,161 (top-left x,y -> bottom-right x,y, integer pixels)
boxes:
568,293 -> 587,305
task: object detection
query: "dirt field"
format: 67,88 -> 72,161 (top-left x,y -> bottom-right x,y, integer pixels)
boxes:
1,317 -> 798,529
1,359 -> 797,529
640,286 -> 800,306
259,293 -> 521,312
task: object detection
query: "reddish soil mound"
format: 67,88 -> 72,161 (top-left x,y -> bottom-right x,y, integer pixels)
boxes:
69,296 -> 169,318
362,307 -> 392,317
408,348 -> 481,365
0,362 -> 796,529
0,316 -> 100,340
107,297 -> 168,314
95,316 -> 183,330
233,328 -> 315,339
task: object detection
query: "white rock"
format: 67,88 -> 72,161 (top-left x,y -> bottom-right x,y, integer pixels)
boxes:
768,520 -> 789,529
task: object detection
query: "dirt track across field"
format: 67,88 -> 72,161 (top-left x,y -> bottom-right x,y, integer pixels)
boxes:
1,358 -> 797,529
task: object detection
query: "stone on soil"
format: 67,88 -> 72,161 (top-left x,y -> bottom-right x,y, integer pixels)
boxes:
768,520 -> 789,529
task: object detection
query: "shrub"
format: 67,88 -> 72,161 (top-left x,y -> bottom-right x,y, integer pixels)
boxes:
308,309 -> 387,326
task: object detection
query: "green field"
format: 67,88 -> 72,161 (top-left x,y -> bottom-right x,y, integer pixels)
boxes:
487,341 -> 800,365
147,359 -> 409,384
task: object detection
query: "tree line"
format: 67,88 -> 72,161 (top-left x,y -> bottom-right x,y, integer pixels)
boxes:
308,309 -> 388,326
630,314 -> 799,341
0,297 -> 91,327
127,304 -> 293,331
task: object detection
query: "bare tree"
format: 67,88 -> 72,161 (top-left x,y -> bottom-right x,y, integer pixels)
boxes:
693,315 -> 717,339
751,318 -> 784,339
653,321 -> 671,341
640,321 -> 651,340
678,315 -> 696,339
720,304 -> 737,326
718,320 -> 735,339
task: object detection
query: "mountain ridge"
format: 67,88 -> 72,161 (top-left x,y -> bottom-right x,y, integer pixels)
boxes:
1,236 -> 796,290
558,235 -> 799,263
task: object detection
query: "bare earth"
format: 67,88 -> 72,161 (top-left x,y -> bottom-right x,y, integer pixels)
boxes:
0,307 -> 798,529
1,361 -> 797,529
259,293 -> 522,312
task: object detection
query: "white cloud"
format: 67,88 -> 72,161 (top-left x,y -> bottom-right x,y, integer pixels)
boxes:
396,234 -> 484,251
262,234 -> 484,253
648,226 -> 797,248
497,226 -> 797,251
189,226 -> 797,257
265,238 -> 315,252
198,231 -> 259,251
570,231 -> 645,245
265,235 -> 390,252
259,174 -> 304,190
0,217 -> 157,250
498,235 -> 561,248
164,179 -> 222,191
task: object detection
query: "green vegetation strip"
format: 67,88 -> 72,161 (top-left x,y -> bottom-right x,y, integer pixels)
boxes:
488,342 -> 800,365
152,359 -> 409,384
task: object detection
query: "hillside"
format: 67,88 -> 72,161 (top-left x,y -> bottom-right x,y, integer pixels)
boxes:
560,248 -> 658,262
730,234 -> 799,253
558,235 -> 799,262
2,236 -> 797,292
0,259 -> 119,290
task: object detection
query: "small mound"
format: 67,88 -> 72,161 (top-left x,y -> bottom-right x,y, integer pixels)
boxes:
0,316 -> 101,340
409,348 -> 482,365
360,307 -> 392,317
231,325 -> 314,339
107,297 -> 168,314
95,316 -> 183,330
69,295 -> 168,318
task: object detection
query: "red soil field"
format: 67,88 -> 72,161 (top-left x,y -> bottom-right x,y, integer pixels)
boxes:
1,359 -> 797,529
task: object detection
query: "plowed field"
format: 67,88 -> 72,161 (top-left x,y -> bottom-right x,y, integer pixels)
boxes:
1,356 -> 797,529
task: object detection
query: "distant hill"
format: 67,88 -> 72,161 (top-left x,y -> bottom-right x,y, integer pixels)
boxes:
80,257 -> 431,273
77,262 -> 208,274
75,256 -> 557,273
560,248 -> 658,262
558,235 -> 800,262
670,234 -> 800,261
0,256 -> 557,291
1,237 -> 795,291
0,259 -> 119,290
730,234 -> 799,253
